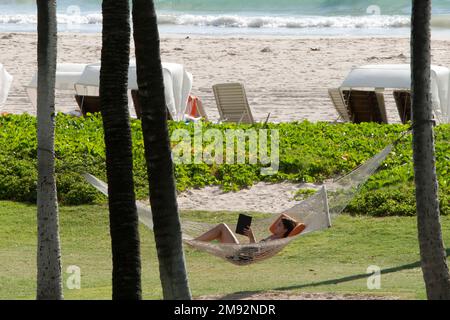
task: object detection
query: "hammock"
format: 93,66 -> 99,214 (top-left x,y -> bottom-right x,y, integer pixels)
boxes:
83,143 -> 394,266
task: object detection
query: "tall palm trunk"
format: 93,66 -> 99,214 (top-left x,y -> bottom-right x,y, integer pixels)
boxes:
132,0 -> 191,300
101,0 -> 142,300
411,0 -> 450,300
36,0 -> 63,300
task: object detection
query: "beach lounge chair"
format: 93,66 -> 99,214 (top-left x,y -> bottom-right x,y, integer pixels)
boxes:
0,64 -> 13,107
393,90 -> 411,124
75,95 -> 101,116
328,88 -> 351,122
185,95 -> 208,121
212,83 -> 255,124
131,89 -> 173,120
340,89 -> 388,124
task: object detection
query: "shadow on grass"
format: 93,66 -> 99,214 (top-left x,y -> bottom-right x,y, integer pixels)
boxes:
215,248 -> 450,300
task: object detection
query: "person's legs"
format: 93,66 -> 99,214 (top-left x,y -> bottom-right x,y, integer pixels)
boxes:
194,223 -> 239,244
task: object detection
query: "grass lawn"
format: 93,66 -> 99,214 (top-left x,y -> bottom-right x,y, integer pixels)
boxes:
1,201 -> 449,300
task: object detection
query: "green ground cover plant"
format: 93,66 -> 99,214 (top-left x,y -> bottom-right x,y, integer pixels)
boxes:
0,114 -> 448,216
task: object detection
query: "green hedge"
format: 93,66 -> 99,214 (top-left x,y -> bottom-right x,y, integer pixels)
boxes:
0,113 -> 449,216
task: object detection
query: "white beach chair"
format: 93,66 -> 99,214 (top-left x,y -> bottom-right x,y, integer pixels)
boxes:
328,88 -> 351,122
0,64 -> 13,107
213,83 -> 255,124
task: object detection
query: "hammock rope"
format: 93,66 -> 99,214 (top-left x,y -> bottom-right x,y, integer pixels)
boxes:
83,138 -> 398,266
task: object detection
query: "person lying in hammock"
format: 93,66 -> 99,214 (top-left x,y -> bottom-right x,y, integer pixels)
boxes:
194,214 -> 299,244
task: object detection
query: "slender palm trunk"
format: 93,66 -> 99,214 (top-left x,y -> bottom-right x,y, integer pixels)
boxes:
36,0 -> 62,300
411,0 -> 450,300
132,0 -> 191,300
101,0 -> 142,300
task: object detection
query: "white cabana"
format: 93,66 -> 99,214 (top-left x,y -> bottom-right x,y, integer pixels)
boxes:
26,63 -> 87,107
339,64 -> 450,124
74,60 -> 193,120
0,63 -> 13,107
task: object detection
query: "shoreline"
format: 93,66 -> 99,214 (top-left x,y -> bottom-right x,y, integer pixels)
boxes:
0,30 -> 447,39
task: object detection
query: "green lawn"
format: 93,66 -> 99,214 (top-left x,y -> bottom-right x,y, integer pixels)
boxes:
1,201 -> 449,300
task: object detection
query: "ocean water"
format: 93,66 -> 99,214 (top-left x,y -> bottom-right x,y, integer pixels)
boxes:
1,0 -> 450,36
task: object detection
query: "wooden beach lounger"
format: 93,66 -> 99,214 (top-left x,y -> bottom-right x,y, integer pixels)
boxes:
341,89 -> 388,124
393,90 -> 411,124
76,91 -> 174,120
131,89 -> 173,120
213,83 -> 255,124
75,95 -> 101,116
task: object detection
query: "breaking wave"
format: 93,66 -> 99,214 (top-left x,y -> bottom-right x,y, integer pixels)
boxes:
0,13 -> 413,29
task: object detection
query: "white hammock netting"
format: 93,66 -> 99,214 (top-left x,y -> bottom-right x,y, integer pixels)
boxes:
84,143 -> 393,266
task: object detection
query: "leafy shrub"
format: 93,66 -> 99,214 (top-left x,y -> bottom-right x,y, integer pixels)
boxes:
346,184 -> 417,217
293,188 -> 317,201
0,113 -> 449,216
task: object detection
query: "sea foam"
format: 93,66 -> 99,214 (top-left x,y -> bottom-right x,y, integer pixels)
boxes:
0,13 -> 412,29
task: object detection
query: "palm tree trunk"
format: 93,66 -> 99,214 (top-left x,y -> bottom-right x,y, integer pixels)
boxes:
132,0 -> 191,300
411,0 -> 450,300
36,0 -> 63,300
101,0 -> 142,300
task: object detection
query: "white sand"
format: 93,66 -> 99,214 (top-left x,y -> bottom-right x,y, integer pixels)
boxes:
177,182 -> 320,213
5,33 -> 450,123
2,33 -> 450,213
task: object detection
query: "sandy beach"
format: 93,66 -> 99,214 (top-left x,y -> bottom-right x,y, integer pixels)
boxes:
3,33 -> 450,123
2,32 -> 450,213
